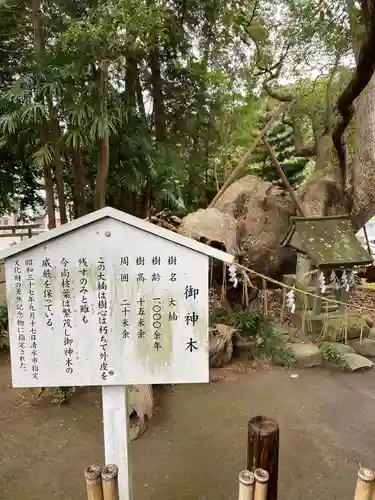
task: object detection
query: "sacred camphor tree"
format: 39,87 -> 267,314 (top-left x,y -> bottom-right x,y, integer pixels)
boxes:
180,0 -> 375,278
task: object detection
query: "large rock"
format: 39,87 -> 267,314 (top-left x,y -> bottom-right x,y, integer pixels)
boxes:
349,338 -> 375,357
273,323 -> 297,343
364,315 -> 374,328
311,314 -> 371,341
369,328 -> 375,340
180,208 -> 238,255
286,343 -> 323,367
342,353 -> 374,372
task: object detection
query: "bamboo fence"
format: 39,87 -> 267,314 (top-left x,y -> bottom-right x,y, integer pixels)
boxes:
85,464 -> 119,500
237,466 -> 375,500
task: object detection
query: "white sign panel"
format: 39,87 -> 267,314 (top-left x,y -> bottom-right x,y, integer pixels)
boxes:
5,217 -> 210,387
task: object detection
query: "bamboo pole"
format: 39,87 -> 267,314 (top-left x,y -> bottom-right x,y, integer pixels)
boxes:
362,225 -> 372,257
208,103 -> 288,208
261,135 -> 306,217
354,468 -> 375,500
238,470 -> 255,500
370,474 -> 375,500
102,464 -> 119,500
254,468 -> 269,500
84,464 -> 104,500
247,415 -> 279,500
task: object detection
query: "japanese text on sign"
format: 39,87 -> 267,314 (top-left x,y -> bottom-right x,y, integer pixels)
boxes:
5,217 -> 210,388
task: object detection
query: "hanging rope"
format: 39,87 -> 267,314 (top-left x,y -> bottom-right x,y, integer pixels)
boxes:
235,262 -> 371,315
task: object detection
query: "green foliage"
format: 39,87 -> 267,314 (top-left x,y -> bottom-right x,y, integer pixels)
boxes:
273,342 -> 295,367
232,310 -> 261,336
230,310 -> 294,364
0,0 -> 361,219
360,280 -> 375,290
0,0 -> 270,217
52,387 -> 76,405
0,87 -> 45,216
252,122 -> 310,186
319,342 -> 344,364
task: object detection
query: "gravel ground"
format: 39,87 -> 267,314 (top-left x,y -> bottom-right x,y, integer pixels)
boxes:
1,350 -> 375,500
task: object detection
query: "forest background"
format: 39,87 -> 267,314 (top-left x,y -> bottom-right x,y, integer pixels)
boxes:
0,0 -> 374,276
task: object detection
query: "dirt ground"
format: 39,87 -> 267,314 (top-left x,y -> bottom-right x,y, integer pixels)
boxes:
1,352 -> 375,500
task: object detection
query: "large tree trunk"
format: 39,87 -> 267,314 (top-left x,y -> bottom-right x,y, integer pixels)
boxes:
52,139 -> 68,224
71,150 -> 87,217
46,94 -> 68,225
31,0 -> 42,54
43,164 -> 56,229
149,43 -> 166,142
53,151 -> 67,224
94,59 -> 110,210
135,65 -> 146,120
139,180 -> 152,219
125,55 -> 137,110
351,71 -> 375,228
31,0 -> 56,229
95,132 -> 110,210
314,133 -> 334,171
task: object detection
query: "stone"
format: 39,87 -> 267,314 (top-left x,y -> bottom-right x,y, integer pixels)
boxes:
321,342 -> 354,355
272,347 -> 295,367
273,323 -> 295,342
349,338 -> 375,357
210,352 -> 225,368
233,344 -> 252,361
309,314 -> 370,342
363,315 -> 374,328
368,328 -> 375,340
278,333 -> 292,342
286,343 -> 323,367
342,353 -> 374,372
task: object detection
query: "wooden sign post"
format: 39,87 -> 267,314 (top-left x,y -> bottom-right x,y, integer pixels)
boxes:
0,207 -> 234,500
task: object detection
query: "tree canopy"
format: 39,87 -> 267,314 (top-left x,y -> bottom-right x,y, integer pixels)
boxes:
0,0 -> 371,225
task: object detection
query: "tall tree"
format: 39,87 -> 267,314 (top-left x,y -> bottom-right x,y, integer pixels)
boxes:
31,0 -> 57,227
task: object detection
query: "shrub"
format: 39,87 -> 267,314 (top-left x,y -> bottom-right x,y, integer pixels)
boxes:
319,342 -> 344,364
231,310 -> 294,365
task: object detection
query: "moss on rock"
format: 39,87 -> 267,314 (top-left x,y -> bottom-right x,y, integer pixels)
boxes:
309,314 -> 370,341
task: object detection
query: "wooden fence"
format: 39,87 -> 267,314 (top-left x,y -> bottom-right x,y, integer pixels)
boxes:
0,223 -> 44,303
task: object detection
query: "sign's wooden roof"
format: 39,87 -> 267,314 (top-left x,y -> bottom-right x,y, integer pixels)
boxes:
0,207 -> 234,264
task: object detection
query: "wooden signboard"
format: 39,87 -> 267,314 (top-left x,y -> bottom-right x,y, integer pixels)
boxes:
0,207 -> 234,500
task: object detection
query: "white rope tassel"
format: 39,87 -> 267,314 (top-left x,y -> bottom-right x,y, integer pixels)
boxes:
319,272 -> 327,294
228,263 -> 238,288
286,288 -> 296,314
330,270 -> 340,290
341,270 -> 349,292
348,270 -> 355,288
